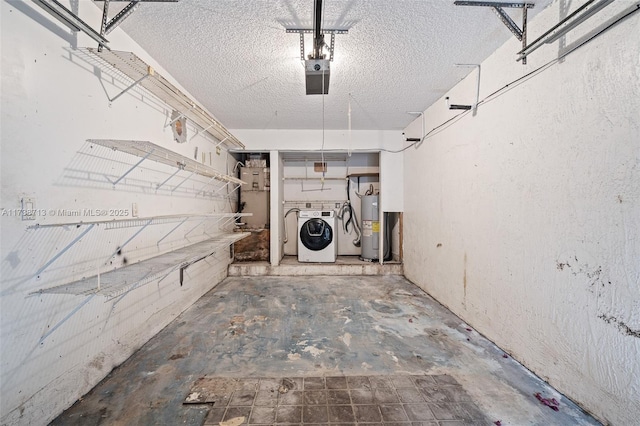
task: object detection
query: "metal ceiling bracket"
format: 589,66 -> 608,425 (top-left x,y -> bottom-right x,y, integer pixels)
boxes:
329,33 -> 336,62
288,28 -> 348,62
493,6 -> 523,40
454,1 -> 534,64
97,0 -> 179,50
299,32 -> 306,61
105,0 -> 142,35
32,0 -> 110,47
517,0 -> 616,62
98,0 -> 111,52
286,28 -> 349,34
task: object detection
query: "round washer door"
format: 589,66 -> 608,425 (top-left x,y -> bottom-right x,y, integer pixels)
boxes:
300,218 -> 333,251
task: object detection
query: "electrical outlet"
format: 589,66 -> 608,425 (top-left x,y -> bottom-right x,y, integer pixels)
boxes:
132,202 -> 139,217
21,197 -> 35,221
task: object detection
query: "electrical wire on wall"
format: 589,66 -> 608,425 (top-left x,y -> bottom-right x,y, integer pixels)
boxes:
374,3 -> 639,154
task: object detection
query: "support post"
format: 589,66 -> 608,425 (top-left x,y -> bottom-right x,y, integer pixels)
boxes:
98,0 -> 110,52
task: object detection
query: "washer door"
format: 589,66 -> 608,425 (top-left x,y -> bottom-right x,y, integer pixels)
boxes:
300,218 -> 333,251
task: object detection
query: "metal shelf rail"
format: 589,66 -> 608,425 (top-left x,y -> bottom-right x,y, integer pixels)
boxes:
29,212 -> 252,280
31,232 -> 250,298
88,139 -> 246,196
83,49 -> 245,149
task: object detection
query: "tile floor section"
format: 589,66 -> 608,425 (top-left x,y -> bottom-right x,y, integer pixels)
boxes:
187,375 -> 488,425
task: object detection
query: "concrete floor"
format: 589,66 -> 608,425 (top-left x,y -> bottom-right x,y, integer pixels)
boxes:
51,275 -> 600,425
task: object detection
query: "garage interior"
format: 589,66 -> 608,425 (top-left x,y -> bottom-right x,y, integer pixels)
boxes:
1,1 -> 638,425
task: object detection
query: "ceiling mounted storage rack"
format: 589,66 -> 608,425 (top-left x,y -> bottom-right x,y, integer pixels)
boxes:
286,28 -> 349,62
84,49 -> 245,148
88,139 -> 246,196
32,0 -> 177,50
454,1 -> 534,64
516,0 -> 617,62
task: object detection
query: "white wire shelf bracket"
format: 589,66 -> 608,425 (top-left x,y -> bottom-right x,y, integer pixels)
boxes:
87,139 -> 246,187
27,213 -> 252,230
83,49 -> 244,148
31,232 -> 251,298
28,213 -> 251,279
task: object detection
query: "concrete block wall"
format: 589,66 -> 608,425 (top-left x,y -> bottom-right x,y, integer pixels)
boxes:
1,1 -> 238,424
402,1 -> 640,424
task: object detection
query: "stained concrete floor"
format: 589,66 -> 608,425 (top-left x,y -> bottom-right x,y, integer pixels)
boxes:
51,275 -> 600,425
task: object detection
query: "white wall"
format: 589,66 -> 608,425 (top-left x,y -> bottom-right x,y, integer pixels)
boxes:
1,1 -> 237,424
280,154 -> 379,257
403,1 -> 640,425
269,150 -> 285,265
233,129 -> 405,212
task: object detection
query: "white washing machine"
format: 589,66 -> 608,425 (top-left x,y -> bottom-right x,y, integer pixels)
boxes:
297,210 -> 337,263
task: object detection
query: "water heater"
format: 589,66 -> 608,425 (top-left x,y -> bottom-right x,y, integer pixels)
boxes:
360,195 -> 379,261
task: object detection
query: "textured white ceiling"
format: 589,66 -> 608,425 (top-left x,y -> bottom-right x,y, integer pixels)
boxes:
114,0 -> 553,131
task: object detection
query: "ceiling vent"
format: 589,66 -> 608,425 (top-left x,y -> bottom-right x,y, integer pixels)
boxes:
305,59 -> 330,95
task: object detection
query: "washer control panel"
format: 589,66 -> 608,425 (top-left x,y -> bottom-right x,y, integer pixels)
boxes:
299,210 -> 334,218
